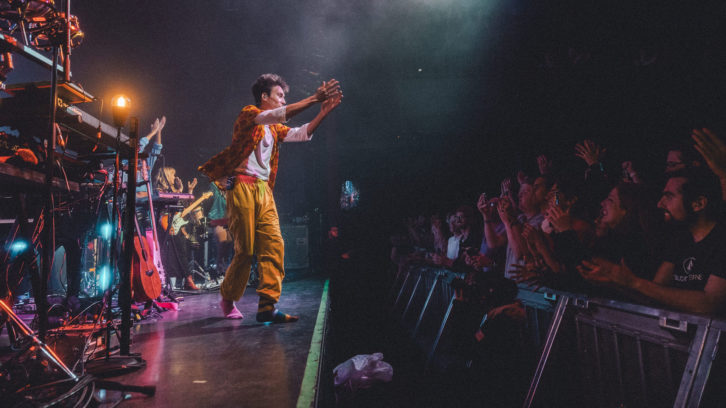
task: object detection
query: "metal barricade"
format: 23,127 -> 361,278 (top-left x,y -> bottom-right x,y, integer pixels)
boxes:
524,294 -> 726,408
389,264 -> 726,408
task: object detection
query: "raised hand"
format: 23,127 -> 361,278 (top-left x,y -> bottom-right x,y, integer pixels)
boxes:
321,93 -> 342,114
315,79 -> 342,102
477,193 -> 498,219
172,177 -> 183,193
517,170 -> 528,186
187,177 -> 198,193
575,140 -> 606,166
692,128 -> 726,180
537,154 -> 552,175
500,177 -> 513,198
497,196 -> 517,226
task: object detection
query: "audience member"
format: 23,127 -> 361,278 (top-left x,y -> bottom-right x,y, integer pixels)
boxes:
578,167 -> 726,314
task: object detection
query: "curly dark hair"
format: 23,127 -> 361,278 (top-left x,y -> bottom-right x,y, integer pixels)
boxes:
251,73 -> 289,106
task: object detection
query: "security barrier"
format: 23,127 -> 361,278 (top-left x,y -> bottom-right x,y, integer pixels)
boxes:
390,264 -> 726,408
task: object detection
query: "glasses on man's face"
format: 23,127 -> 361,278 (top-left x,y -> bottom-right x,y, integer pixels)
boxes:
453,215 -> 466,221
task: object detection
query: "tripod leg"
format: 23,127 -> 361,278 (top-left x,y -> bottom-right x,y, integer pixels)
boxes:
0,299 -> 78,380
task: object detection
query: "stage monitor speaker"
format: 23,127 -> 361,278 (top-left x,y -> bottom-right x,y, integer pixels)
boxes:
281,225 -> 309,270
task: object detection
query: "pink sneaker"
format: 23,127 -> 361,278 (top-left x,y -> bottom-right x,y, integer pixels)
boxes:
220,299 -> 243,319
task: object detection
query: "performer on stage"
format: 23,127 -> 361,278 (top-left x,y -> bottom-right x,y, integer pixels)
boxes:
198,73 -> 342,321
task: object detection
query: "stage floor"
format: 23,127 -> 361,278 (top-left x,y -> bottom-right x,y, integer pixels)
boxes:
102,278 -> 326,407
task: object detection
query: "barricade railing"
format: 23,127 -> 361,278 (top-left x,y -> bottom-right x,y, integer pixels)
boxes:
389,264 -> 726,408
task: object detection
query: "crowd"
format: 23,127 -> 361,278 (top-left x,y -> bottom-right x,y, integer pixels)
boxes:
391,128 -> 726,317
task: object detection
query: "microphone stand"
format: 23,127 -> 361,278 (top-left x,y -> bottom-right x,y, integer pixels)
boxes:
119,117 -> 138,355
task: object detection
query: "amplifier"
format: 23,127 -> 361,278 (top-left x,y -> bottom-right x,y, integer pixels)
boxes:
281,225 -> 309,270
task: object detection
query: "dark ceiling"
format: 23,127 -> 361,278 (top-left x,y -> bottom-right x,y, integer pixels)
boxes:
7,0 -> 726,224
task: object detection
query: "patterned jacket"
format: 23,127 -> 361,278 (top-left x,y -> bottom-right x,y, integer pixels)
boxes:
198,105 -> 291,189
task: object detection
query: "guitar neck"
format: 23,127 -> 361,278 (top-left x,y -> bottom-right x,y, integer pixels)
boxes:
141,159 -> 159,244
180,193 -> 212,218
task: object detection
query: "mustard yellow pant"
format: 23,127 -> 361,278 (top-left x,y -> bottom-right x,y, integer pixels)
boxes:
220,179 -> 285,307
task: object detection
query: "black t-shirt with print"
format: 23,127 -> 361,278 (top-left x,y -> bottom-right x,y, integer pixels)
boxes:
664,222 -> 726,291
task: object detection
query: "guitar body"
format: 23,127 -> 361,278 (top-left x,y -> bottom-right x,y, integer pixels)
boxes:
132,235 -> 162,302
140,160 -> 166,286
169,213 -> 188,235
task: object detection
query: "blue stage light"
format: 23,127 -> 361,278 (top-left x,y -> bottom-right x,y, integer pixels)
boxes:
100,223 -> 113,240
9,240 -> 29,254
98,265 -> 111,291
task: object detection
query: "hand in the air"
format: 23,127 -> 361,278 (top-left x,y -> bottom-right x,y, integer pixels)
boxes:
315,79 -> 342,102
321,93 -> 342,114
187,177 -> 198,193
575,140 -> 606,166
497,196 -> 517,226
692,128 -> 726,180
500,177 -> 513,200
477,193 -> 498,219
173,177 -> 183,193
537,154 -> 552,175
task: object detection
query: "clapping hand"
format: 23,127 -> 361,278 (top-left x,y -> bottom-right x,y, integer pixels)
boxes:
576,257 -> 635,287
537,154 -> 552,175
575,140 -> 606,166
545,205 -> 573,232
692,128 -> 726,180
172,177 -> 183,193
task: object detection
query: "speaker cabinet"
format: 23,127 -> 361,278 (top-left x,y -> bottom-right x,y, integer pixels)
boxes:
281,225 -> 309,269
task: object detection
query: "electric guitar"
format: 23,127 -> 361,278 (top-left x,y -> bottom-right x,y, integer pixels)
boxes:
161,191 -> 213,235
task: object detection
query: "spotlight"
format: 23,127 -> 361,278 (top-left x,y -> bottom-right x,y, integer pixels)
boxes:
111,95 -> 130,128
9,240 -> 29,254
99,223 -> 113,241
98,265 -> 111,291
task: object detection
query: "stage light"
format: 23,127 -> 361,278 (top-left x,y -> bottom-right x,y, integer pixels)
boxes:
111,95 -> 130,128
9,240 -> 29,254
100,223 -> 113,241
98,265 -> 111,291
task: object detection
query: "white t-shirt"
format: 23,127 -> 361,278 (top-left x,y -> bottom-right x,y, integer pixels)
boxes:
446,235 -> 462,260
235,106 -> 311,180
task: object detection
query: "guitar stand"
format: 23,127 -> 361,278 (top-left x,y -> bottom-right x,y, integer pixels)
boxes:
82,286 -> 147,378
